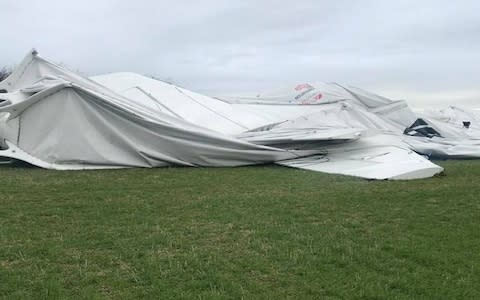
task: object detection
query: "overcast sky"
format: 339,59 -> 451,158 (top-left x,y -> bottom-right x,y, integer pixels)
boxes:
1,0 -> 479,107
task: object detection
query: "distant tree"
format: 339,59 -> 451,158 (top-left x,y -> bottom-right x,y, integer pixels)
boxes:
0,66 -> 12,82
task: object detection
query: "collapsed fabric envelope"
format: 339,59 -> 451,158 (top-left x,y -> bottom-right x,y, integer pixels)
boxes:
93,63 -> 444,179
0,50 -> 313,168
219,82 -> 480,159
402,106 -> 480,158
0,50 -> 444,179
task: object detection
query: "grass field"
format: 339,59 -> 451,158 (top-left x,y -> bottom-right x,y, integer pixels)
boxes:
1,161 -> 479,299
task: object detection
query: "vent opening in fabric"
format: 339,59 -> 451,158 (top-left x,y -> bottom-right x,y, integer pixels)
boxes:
403,118 -> 442,138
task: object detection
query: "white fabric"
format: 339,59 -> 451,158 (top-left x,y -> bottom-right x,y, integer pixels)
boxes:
0,50 -> 451,180
0,51 -> 310,168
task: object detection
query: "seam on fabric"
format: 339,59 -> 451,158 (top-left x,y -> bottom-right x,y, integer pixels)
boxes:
175,87 -> 249,130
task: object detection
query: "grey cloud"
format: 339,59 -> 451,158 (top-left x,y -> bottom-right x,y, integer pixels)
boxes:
0,0 -> 479,107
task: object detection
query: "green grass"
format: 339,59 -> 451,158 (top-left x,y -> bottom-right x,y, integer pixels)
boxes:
1,161 -> 479,299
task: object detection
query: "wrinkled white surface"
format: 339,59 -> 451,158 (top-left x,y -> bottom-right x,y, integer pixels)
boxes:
0,51 -> 310,168
0,50 -> 461,180
279,146 -> 441,180
278,133 -> 443,180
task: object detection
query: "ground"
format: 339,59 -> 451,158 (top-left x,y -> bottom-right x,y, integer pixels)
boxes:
0,161 -> 479,299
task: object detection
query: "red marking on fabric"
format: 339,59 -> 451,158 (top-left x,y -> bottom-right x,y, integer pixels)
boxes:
295,83 -> 313,91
